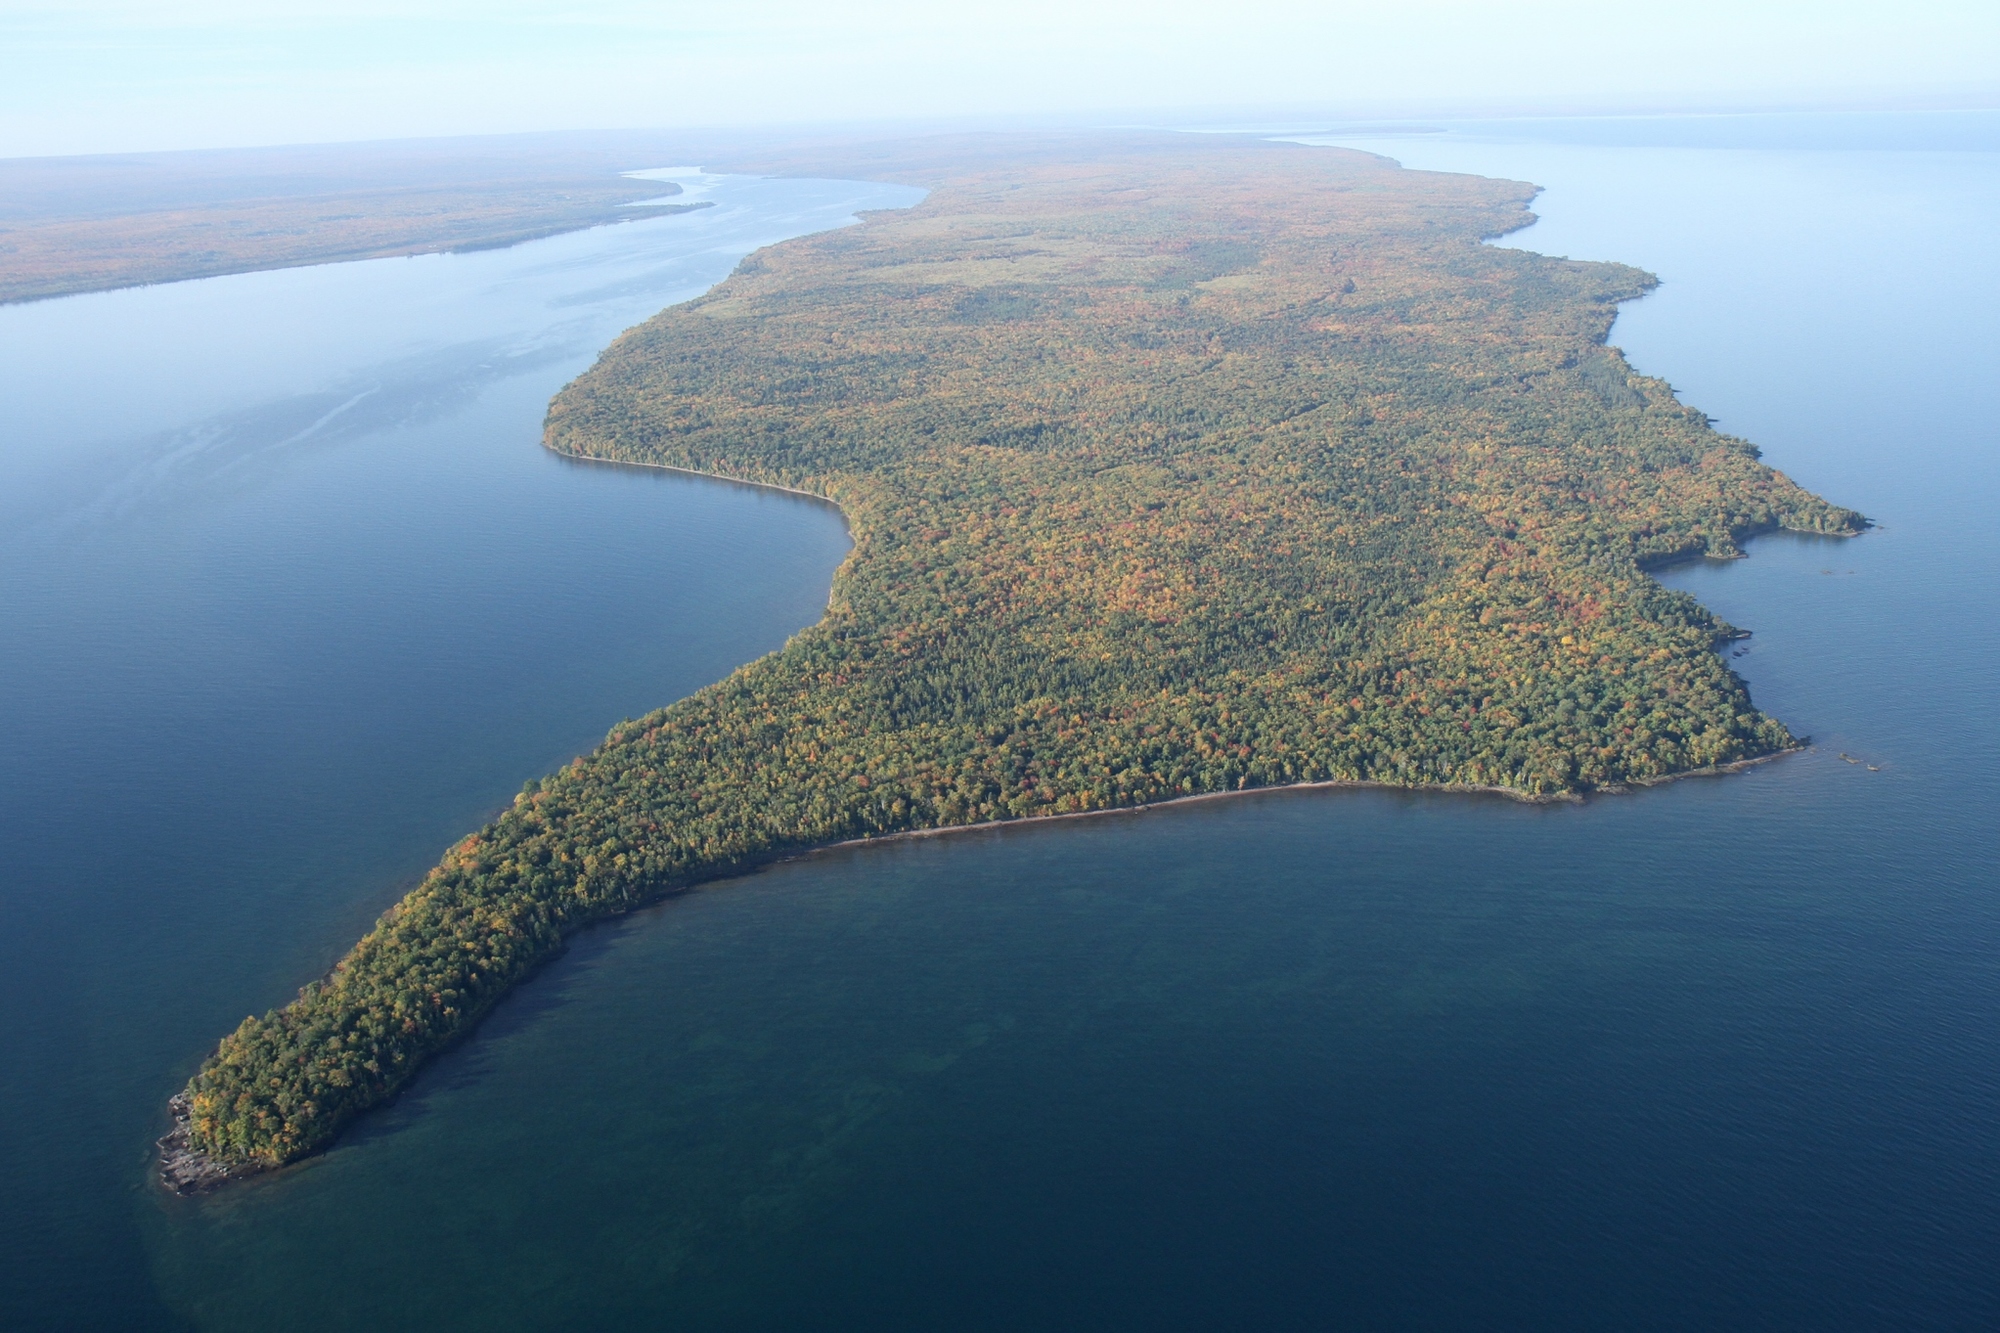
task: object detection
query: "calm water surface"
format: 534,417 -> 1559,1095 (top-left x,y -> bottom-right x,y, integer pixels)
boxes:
0,170 -> 922,1327
9,116 -> 2000,1329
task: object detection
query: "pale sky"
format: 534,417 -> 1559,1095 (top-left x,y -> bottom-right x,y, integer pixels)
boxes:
2,0 -> 1995,157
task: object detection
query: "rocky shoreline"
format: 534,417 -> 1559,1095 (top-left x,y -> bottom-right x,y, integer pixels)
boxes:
158,1092 -> 261,1194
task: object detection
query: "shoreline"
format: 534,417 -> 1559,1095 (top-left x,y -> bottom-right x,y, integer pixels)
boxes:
800,746 -> 1805,859
158,744 -> 1803,1193
158,1093 -> 262,1194
3,201 -> 713,308
542,443 -> 843,509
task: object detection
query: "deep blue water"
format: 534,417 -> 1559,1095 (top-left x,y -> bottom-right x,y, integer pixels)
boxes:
6,114 -> 2000,1329
0,170 -> 922,1327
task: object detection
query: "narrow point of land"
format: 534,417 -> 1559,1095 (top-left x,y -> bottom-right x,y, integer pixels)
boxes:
166,131 -> 1862,1185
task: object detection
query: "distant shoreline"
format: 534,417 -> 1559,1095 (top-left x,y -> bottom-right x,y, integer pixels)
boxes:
2,193 -> 708,306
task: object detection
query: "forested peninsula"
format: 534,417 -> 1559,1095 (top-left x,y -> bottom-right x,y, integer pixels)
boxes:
165,133 -> 1861,1184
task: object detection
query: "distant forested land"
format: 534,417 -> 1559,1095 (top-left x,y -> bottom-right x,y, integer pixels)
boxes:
0,131 -> 732,303
174,132 -> 1861,1174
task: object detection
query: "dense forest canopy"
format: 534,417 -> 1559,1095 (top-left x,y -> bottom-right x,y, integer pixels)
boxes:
172,133 -> 1860,1175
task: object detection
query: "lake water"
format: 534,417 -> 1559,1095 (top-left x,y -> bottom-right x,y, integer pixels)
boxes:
7,115 -> 2000,1328
0,170 -> 922,1327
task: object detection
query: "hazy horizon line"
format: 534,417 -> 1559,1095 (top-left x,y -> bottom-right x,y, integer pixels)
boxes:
6,95 -> 1997,165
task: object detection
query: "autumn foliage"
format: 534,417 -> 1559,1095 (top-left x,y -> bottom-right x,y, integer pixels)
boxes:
179,135 -> 1860,1167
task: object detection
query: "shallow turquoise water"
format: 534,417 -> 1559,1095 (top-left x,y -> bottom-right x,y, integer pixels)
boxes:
10,116 -> 2000,1328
